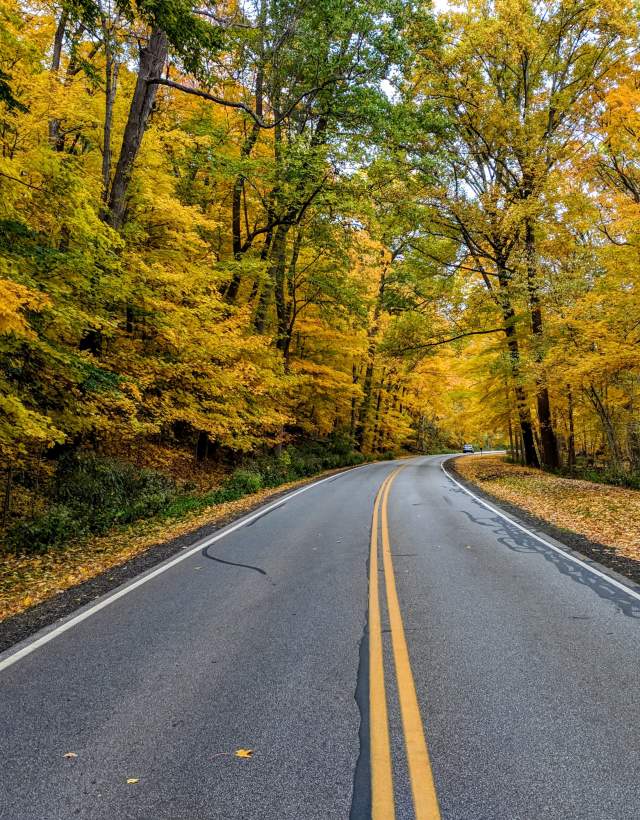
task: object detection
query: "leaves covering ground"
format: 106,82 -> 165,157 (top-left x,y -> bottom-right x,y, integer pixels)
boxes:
455,455 -> 640,563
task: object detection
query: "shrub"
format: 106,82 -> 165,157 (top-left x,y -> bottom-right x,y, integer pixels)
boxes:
6,452 -> 178,553
216,468 -> 263,501
52,451 -> 176,530
3,440 -> 380,555
6,504 -> 80,554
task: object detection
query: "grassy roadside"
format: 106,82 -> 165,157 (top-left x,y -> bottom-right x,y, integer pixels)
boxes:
453,455 -> 640,565
0,465 -> 360,623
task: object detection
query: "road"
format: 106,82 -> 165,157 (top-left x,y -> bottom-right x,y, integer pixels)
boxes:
1,454 -> 640,819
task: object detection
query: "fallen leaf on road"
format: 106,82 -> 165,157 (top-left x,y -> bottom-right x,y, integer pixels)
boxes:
63,752 -> 77,759
126,778 -> 139,784
234,749 -> 254,759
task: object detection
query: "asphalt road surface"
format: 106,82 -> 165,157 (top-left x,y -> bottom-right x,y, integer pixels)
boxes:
2,455 -> 640,819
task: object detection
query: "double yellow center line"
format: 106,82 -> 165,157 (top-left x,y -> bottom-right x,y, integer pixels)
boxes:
369,468 -> 441,819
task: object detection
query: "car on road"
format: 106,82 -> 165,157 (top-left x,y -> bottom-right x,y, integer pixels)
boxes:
462,443 -> 474,453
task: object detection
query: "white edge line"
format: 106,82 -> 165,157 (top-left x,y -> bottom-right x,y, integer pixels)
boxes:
0,460 -> 389,674
441,459 -> 640,603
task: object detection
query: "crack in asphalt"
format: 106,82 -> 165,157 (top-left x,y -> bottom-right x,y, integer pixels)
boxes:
349,553 -> 372,820
201,545 -> 268,577
456,500 -> 640,619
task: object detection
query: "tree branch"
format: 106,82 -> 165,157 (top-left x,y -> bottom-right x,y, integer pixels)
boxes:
150,76 -> 339,129
392,327 -> 505,354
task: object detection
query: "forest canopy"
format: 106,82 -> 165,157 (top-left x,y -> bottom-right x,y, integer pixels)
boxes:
2,0 -> 640,543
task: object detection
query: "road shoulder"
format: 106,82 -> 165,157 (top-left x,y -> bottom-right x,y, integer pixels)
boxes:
0,465 -> 363,653
445,455 -> 640,589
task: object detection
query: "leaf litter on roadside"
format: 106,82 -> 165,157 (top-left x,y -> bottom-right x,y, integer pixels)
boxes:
455,455 -> 640,562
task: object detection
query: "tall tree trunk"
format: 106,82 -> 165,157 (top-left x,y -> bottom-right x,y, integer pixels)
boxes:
107,28 -> 168,229
278,227 -> 303,368
356,359 -> 375,451
272,223 -> 291,350
350,363 -> 360,440
226,0 -> 267,299
586,384 -> 622,470
567,384 -> 576,472
525,217 -> 559,468
2,464 -> 12,527
498,263 -> 539,467
101,19 -> 118,202
254,221 -> 288,333
226,79 -> 263,300
355,262 -> 387,450
253,282 -> 271,332
48,10 -> 68,146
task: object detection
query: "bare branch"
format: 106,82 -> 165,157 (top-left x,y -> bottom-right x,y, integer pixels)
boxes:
391,327 -> 505,354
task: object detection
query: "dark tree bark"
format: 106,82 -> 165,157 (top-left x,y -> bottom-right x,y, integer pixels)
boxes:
269,222 -> 290,344
525,217 -> 559,468
350,363 -> 360,439
101,16 -> 119,202
225,67 -> 263,300
497,262 -> 539,468
2,464 -> 12,527
253,281 -> 271,332
278,227 -> 303,368
107,29 -> 168,229
567,384 -> 576,471
586,384 -> 622,469
195,431 -> 209,462
48,10 -> 68,147
355,261 -> 387,450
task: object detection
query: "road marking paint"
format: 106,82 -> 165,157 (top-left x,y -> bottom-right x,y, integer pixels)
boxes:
369,472 -> 395,819
0,461 -> 396,674
381,469 -> 441,820
440,460 -> 640,603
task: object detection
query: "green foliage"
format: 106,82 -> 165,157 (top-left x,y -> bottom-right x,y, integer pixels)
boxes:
0,67 -> 26,112
216,468 -> 263,500
4,440 -> 371,554
7,452 -> 177,553
6,504 -> 78,553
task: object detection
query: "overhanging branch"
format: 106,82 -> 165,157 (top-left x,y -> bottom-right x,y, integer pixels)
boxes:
392,327 -> 505,354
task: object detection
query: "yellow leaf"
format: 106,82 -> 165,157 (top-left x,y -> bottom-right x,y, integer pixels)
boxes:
234,749 -> 254,759
63,752 -> 77,759
126,778 -> 139,784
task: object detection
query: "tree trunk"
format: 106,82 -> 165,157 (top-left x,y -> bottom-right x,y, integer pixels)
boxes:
498,264 -> 539,467
525,217 -> 559,468
272,223 -> 291,351
107,29 -> 168,229
355,262 -> 387,450
253,282 -> 271,332
254,222 -> 288,334
48,10 -> 67,146
350,363 -> 360,439
567,384 -> 576,471
586,384 -> 622,470
195,431 -> 209,462
279,227 -> 303,368
101,19 -> 118,203
2,464 -> 12,527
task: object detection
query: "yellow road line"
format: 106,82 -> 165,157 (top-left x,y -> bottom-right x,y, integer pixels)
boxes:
369,472 -> 395,820
381,470 -> 441,820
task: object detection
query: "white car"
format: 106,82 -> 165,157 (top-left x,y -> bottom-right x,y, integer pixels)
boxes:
462,444 -> 474,454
